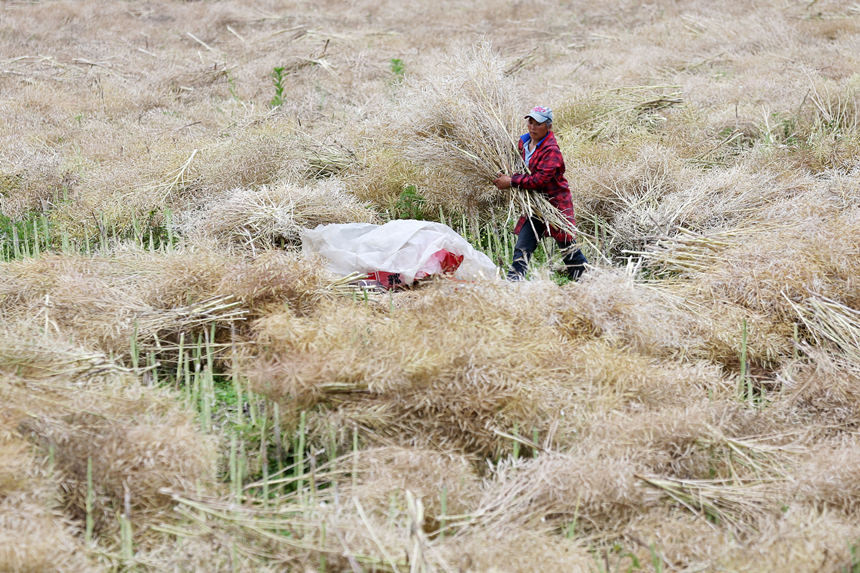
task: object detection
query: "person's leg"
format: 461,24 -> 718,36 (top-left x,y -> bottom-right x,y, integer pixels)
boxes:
508,218 -> 542,280
559,242 -> 588,280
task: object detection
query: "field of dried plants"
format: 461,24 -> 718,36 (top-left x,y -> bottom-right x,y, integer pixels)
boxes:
1,1 -> 858,571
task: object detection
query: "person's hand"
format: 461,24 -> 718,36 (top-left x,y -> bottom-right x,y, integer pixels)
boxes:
493,174 -> 512,189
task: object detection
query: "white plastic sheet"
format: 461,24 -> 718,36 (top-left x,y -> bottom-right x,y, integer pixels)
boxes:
301,220 -> 499,284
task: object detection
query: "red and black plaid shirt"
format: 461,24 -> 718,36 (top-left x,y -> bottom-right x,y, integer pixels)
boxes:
510,131 -> 576,243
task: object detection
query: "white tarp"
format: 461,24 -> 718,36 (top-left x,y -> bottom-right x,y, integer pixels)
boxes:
301,219 -> 499,284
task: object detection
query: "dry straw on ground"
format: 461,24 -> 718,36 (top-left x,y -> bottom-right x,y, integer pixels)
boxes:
0,252 -> 246,360
0,321 -> 217,561
176,178 -> 378,250
244,272 -> 760,458
0,246 -> 339,364
2,0 -> 860,570
0,437 -> 94,571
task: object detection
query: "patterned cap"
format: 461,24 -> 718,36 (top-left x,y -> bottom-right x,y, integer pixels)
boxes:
524,105 -> 553,124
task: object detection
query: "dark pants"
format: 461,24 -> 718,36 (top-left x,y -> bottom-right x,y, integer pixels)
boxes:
508,217 -> 588,281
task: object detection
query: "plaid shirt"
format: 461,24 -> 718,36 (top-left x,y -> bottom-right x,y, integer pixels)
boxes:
510,131 -> 576,243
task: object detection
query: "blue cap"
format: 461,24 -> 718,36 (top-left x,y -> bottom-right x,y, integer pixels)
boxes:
525,105 -> 553,124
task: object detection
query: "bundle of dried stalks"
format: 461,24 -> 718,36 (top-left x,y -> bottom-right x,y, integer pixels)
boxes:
619,505 -> 729,571
637,475 -> 781,537
624,503 -> 860,571
561,267 -> 704,356
152,480 -> 596,571
470,451 -> 648,535
557,340 -> 729,414
467,457 -> 781,545
247,280 -> 581,456
276,131 -> 359,181
176,178 -> 378,250
573,149 -> 806,258
582,402 -> 791,480
634,225 -> 764,278
692,210 -> 858,326
467,398 -> 791,537
574,143 -> 683,254
403,44 -> 524,199
0,323 -> 129,381
21,400 -> 217,537
0,160 -> 64,220
0,497 -> 91,571
0,322 -> 218,542
342,446 -> 481,520
775,348 -> 860,429
217,249 -> 338,316
695,298 -> 794,371
636,184 -> 857,370
0,253 -> 247,360
715,508 -> 860,571
0,436 -> 93,571
161,478 -> 445,571
788,293 -> 860,370
792,437 -> 860,515
562,267 -> 791,371
400,43 -> 577,235
100,245 -> 335,318
436,528 -> 593,571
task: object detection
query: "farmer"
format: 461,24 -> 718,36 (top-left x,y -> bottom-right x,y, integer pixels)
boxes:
493,105 -> 588,281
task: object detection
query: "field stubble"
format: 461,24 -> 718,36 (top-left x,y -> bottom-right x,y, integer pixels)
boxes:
1,0 -> 859,571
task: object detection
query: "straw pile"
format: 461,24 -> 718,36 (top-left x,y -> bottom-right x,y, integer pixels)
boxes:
0,321 -> 217,555
2,1 -> 860,569
7,235 -> 852,570
0,252 -> 247,361
775,348 -> 860,428
0,436 -> 93,571
620,505 -> 860,571
0,246 -> 339,365
342,446 -> 482,520
175,178 -> 378,250
244,271 -> 751,458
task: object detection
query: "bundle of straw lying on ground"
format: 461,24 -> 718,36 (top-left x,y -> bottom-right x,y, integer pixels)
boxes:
0,445 -> 94,571
0,321 -> 217,545
0,253 -> 247,362
149,447 -> 594,572
402,43 -> 577,236
175,178 -> 378,250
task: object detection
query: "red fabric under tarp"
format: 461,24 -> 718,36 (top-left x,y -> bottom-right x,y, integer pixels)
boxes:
366,249 -> 464,290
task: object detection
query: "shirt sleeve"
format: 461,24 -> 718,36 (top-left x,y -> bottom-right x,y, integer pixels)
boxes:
510,146 -> 563,191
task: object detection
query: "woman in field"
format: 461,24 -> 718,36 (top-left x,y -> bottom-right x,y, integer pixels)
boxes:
493,105 -> 587,281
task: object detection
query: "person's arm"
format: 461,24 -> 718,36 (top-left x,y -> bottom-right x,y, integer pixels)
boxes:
510,145 -> 563,192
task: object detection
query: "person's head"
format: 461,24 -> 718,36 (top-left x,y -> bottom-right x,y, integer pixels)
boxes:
524,105 -> 552,139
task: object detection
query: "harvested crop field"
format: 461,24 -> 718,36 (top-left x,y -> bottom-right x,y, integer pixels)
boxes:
1,1 -> 858,571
